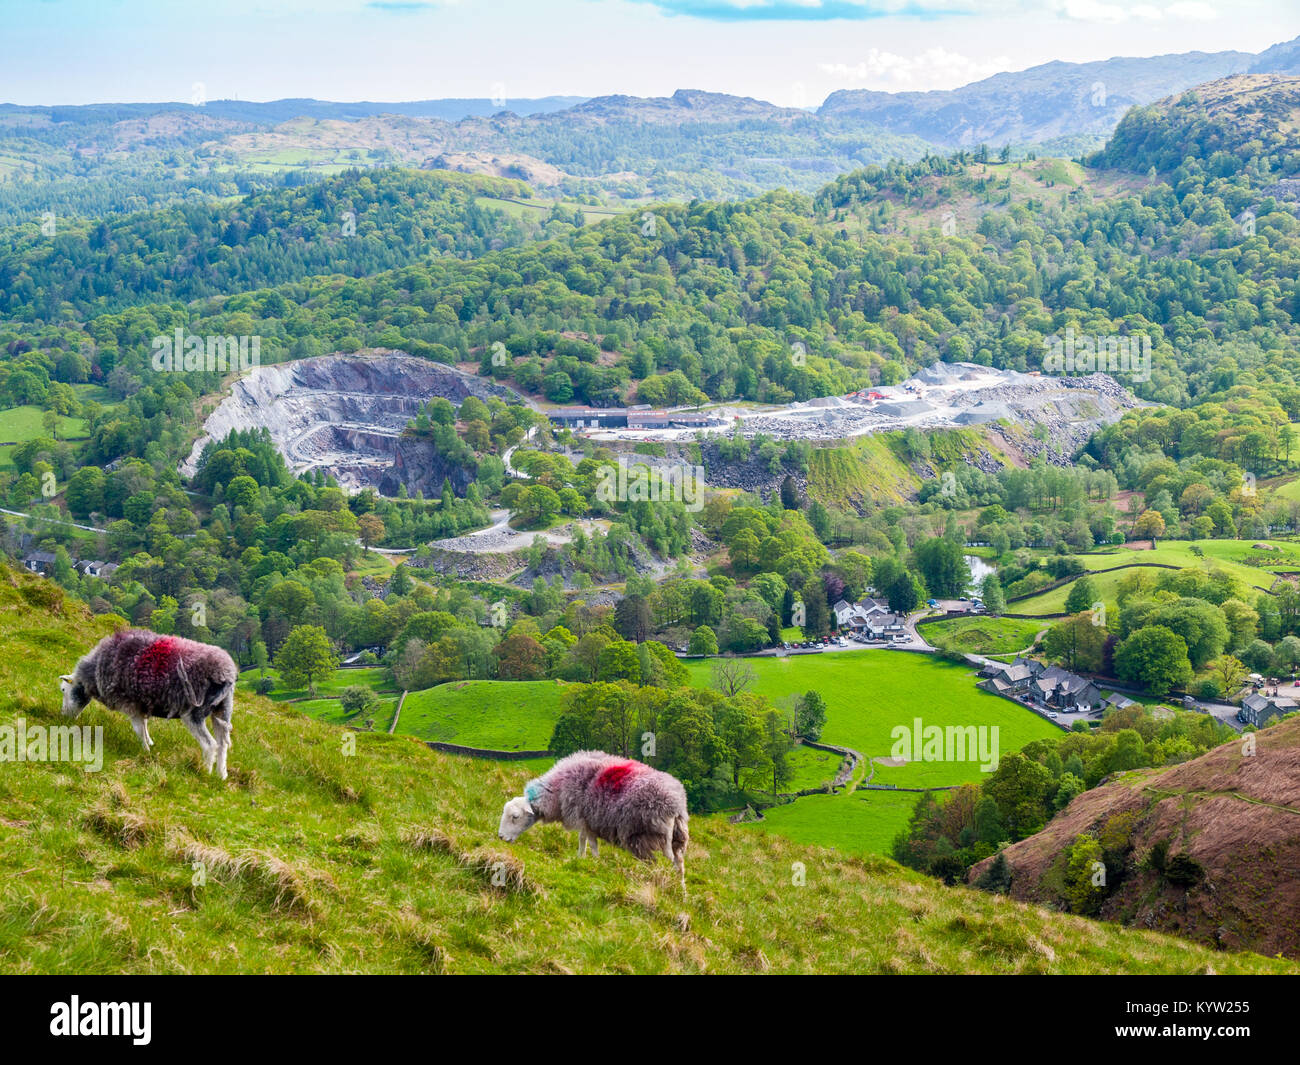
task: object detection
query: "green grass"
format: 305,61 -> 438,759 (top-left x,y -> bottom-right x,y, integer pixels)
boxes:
684,650 -> 1061,856
686,651 -> 1058,788
235,666 -> 394,702
395,679 -> 567,750
292,695 -> 399,732
348,551 -> 398,577
922,616 -> 1044,654
0,406 -> 88,470
751,790 -> 921,855
785,744 -> 843,792
1010,538 -> 1299,616
2,563 -> 1295,973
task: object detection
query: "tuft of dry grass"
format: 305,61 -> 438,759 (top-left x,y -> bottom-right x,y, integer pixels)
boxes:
166,829 -> 334,914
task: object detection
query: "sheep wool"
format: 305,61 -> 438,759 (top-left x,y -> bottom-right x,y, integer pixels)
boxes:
61,629 -> 237,779
506,750 -> 689,889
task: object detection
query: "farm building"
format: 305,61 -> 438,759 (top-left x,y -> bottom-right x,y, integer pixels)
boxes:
979,658 -> 1103,711
1239,692 -> 1298,728
547,407 -> 629,429
22,551 -> 57,577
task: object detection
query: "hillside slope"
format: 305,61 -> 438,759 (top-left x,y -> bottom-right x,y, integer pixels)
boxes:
969,717 -> 1300,959
1091,74 -> 1300,175
0,564 -> 1294,974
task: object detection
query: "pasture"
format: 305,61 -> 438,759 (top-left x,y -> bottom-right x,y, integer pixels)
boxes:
921,616 -> 1044,654
685,650 -> 1061,855
1010,538 -> 1299,616
235,666 -> 394,702
394,679 -> 567,750
0,405 -> 88,470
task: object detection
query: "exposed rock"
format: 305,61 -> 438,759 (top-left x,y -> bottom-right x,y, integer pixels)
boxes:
182,350 -> 521,493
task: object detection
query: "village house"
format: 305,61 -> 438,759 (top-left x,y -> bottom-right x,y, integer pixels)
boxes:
833,597 -> 904,638
1029,665 -> 1104,712
1239,692 -> 1298,728
977,656 -> 1041,695
979,657 -> 1103,711
22,551 -> 57,577
75,559 -> 118,580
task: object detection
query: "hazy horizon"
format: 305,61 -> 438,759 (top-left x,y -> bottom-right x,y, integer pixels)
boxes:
3,0 -> 1297,109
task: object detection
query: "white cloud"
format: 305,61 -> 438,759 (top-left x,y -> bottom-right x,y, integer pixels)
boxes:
818,47 -> 1013,90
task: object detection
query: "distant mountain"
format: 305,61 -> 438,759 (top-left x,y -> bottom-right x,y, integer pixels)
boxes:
818,35 -> 1300,149
567,88 -> 804,124
0,96 -> 588,128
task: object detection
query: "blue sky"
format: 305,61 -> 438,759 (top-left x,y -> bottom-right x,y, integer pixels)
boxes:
1,0 -> 1296,106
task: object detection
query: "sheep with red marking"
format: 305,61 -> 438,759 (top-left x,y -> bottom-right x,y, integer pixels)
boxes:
498,750 -> 689,889
60,629 -> 237,779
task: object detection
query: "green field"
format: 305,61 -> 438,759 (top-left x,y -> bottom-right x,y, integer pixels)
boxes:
293,694 -> 399,732
1010,539 -> 1300,616
395,679 -> 567,750
684,650 -> 1061,856
0,405 -> 88,470
235,666 -> 395,702
752,789 -> 922,855
476,195 -> 622,226
921,616 -> 1044,654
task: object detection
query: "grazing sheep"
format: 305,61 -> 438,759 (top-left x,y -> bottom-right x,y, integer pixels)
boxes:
498,750 -> 689,889
60,629 -> 237,779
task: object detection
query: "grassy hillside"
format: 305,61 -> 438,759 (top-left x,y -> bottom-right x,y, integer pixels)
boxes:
2,565 -> 1295,974
1010,538 -> 1293,617
805,429 -> 1013,510
395,679 -> 567,749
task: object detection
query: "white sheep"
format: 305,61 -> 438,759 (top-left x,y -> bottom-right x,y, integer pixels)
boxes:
499,750 -> 689,889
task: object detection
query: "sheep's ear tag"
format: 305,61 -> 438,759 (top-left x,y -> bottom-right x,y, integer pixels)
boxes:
523,781 -> 540,809
59,674 -> 73,685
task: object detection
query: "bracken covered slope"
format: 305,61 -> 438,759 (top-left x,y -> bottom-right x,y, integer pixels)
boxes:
969,717 -> 1300,959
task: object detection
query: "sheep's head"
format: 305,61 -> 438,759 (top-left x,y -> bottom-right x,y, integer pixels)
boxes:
498,796 -> 537,842
59,674 -> 88,718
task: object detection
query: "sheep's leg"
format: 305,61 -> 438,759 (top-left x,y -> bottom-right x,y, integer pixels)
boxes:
128,710 -> 152,753
209,707 -> 232,781
590,836 -> 599,859
182,712 -> 217,773
576,825 -> 588,858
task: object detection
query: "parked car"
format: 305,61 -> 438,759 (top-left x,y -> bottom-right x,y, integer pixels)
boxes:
1049,712 -> 1060,720
927,598 -> 939,608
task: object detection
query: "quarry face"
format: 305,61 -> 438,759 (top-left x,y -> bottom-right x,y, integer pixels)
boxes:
183,354 -> 1144,499
182,351 -> 521,492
